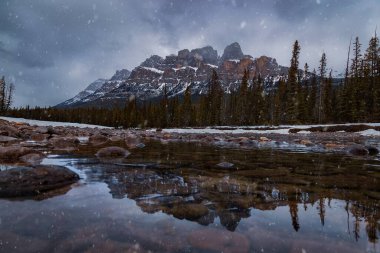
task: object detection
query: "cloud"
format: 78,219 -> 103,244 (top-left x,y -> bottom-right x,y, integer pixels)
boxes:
0,0 -> 379,106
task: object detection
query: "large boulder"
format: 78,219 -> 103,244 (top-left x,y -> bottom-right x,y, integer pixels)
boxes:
0,145 -> 35,162
89,134 -> 109,146
125,134 -> 143,149
95,146 -> 130,158
0,135 -> 20,143
0,165 -> 79,197
49,137 -> 79,151
347,144 -> 369,156
0,124 -> 20,137
19,153 -> 46,166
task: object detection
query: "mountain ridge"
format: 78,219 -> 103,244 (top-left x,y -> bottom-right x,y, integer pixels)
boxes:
57,42 -> 289,108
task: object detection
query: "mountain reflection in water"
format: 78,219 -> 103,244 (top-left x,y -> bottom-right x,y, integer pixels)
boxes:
0,141 -> 379,253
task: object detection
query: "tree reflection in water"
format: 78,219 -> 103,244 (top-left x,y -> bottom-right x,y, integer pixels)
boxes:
75,141 -> 380,243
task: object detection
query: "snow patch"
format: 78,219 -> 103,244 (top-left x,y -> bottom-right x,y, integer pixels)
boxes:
358,129 -> 380,136
142,67 -> 164,74
0,117 -> 112,129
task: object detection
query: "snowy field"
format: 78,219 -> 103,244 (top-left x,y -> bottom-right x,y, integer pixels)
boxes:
2,116 -> 380,136
160,123 -> 380,136
0,117 -> 112,129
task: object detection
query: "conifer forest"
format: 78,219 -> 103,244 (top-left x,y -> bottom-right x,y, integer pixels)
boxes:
5,35 -> 380,128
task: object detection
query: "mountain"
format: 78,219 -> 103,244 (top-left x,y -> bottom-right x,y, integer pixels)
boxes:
56,43 -> 288,108
57,69 -> 131,108
56,78 -> 107,107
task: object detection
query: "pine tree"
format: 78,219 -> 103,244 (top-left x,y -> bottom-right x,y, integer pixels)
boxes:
208,70 -> 223,126
237,70 -> 249,125
274,77 -> 287,124
351,37 -> 362,78
181,84 -> 193,126
0,77 -> 6,112
365,34 -> 380,119
318,53 -> 327,123
286,40 -> 301,124
308,69 -> 317,123
323,70 -> 333,122
0,76 -> 15,113
297,63 -> 309,123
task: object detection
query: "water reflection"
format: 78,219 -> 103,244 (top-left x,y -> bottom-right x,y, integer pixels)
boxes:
74,141 -> 380,243
0,141 -> 379,252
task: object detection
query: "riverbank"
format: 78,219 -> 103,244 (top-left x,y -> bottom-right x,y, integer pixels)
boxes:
1,116 -> 379,157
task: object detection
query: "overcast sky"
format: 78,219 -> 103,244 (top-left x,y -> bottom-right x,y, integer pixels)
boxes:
1,0 -> 379,107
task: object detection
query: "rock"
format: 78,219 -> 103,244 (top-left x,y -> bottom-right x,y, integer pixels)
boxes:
217,162 -> 235,169
259,136 -> 270,142
135,143 -> 145,148
125,135 -> 142,149
0,135 -> 20,143
49,137 -> 79,151
96,146 -> 130,158
89,134 -> 109,145
300,139 -> 313,146
163,133 -> 171,139
19,153 -> 46,166
325,143 -> 345,149
109,135 -> 123,142
187,228 -> 249,253
31,133 -> 49,142
347,144 -> 369,156
0,165 -> 79,197
0,125 -> 20,137
366,146 -> 379,156
35,126 -> 49,134
0,145 -> 34,162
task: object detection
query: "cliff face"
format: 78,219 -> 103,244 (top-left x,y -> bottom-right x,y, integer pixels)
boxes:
57,43 -> 288,108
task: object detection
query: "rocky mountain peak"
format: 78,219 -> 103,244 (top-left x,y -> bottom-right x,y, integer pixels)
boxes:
110,69 -> 131,81
141,55 -> 164,68
221,42 -> 244,62
189,46 -> 218,65
56,42 -> 290,108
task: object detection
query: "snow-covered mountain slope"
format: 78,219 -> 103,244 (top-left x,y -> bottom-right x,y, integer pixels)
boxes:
56,78 -> 107,107
56,69 -> 131,108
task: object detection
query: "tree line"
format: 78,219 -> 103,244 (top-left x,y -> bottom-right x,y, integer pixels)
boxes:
0,76 -> 15,113
4,34 -> 380,128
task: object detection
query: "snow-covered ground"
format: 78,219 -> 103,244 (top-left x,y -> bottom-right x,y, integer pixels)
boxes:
2,116 -> 380,136
160,127 -> 291,135
0,117 -> 112,129
160,122 -> 380,136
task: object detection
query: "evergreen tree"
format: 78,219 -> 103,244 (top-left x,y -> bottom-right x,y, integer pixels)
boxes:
365,34 -> 380,119
181,85 -> 193,126
286,40 -> 301,123
323,70 -> 333,122
237,70 -> 249,125
351,37 -> 362,78
207,70 -> 223,126
308,69 -> 318,123
297,63 -> 309,123
0,76 -> 15,113
318,53 -> 327,123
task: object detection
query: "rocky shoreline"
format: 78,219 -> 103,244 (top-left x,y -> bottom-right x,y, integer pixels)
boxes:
0,118 -> 379,198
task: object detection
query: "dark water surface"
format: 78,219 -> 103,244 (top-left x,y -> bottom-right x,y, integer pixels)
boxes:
0,141 -> 379,253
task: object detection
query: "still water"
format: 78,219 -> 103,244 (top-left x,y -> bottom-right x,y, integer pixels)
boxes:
0,141 -> 379,252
